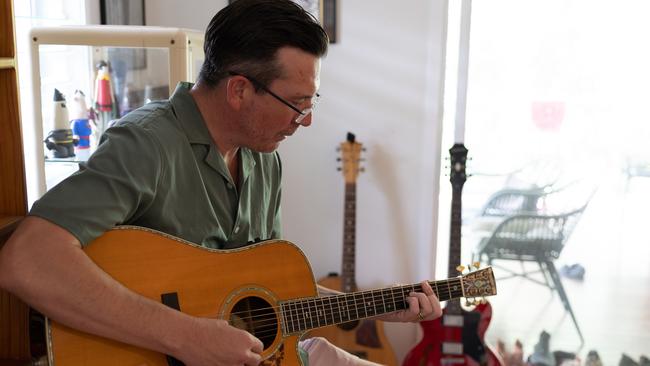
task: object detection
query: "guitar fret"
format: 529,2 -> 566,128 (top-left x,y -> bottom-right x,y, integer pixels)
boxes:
334,296 -> 342,324
378,288 -> 387,313
371,290 -> 380,316
333,297 -> 341,324
323,297 -> 331,326
447,281 -> 451,299
321,297 -> 329,326
433,280 -> 440,298
336,296 -> 350,323
317,297 -> 326,327
325,296 -> 334,325
306,299 -> 314,330
362,290 -> 371,316
390,285 -> 398,313
299,300 -> 307,332
311,298 -> 319,328
359,291 -> 369,317
353,292 -> 363,319
281,303 -> 288,334
289,301 -> 298,333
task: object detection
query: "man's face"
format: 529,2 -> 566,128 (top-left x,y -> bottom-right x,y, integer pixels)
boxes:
239,47 -> 321,153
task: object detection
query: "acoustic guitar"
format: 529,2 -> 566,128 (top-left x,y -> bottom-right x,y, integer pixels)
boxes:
308,132 -> 398,365
402,144 -> 503,366
46,226 -> 497,365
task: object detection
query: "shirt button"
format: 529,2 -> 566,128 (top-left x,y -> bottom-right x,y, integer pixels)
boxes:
234,226 -> 240,234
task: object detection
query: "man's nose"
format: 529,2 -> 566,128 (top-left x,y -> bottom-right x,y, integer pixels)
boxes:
297,113 -> 313,127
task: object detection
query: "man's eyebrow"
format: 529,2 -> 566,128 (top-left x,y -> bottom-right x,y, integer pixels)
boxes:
292,91 -> 319,99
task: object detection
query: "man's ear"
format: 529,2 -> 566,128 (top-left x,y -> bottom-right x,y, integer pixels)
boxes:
225,75 -> 249,111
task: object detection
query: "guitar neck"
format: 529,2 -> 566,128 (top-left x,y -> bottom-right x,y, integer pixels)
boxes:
446,143 -> 468,313
281,277 -> 464,334
447,188 -> 463,278
342,182 -> 357,292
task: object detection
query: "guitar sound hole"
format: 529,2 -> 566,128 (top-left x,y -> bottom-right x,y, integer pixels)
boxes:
230,296 -> 278,349
337,319 -> 359,331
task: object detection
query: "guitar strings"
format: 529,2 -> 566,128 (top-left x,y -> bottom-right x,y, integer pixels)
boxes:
184,278 -> 467,340
226,279 -> 464,320
224,288 -> 467,339
225,280 -> 464,323
216,284 -> 466,338
225,289 -> 468,339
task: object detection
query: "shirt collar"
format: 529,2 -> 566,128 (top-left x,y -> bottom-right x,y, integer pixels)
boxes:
170,82 -> 256,180
170,82 -> 212,145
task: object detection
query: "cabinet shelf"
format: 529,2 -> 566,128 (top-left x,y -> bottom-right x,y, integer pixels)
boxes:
30,25 -> 204,196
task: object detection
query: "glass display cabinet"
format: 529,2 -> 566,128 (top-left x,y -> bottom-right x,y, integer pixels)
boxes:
28,25 -> 204,195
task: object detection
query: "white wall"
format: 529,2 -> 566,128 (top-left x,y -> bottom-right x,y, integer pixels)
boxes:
146,0 -> 448,361
145,0 -> 226,30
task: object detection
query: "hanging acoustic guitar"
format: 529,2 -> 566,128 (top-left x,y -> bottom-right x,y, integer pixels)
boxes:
307,132 -> 398,365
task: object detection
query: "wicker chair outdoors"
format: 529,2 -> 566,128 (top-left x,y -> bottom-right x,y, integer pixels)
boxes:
473,204 -> 589,346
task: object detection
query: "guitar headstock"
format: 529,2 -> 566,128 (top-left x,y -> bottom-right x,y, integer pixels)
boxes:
460,266 -> 497,299
449,143 -> 468,190
338,132 -> 364,183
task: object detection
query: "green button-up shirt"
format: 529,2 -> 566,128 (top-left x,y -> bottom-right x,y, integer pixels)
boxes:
31,82 -> 283,248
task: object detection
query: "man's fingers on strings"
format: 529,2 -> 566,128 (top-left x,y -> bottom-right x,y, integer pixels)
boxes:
421,280 -> 442,319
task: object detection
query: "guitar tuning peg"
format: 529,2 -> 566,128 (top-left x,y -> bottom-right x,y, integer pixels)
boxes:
362,147 -> 367,152
336,157 -> 341,161
473,261 -> 481,269
360,167 -> 365,172
336,147 -> 341,152
456,265 -> 466,273
337,167 -> 342,171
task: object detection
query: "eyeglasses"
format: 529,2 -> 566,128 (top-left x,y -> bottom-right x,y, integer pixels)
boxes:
229,72 -> 320,125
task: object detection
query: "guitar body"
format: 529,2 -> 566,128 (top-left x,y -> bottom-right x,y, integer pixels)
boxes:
45,226 -> 497,365
47,227 -> 317,366
402,302 -> 501,366
308,274 -> 398,365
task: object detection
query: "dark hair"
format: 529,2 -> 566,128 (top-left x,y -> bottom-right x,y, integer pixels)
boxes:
198,0 -> 329,88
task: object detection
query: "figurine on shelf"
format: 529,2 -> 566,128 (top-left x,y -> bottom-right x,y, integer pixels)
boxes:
93,60 -> 116,137
43,89 -> 76,159
69,90 -> 94,161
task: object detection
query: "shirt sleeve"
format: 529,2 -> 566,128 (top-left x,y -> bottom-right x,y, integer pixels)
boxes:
29,124 -> 164,246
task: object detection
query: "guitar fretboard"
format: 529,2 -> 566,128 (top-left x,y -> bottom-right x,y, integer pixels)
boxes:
446,143 -> 467,315
342,182 -> 357,293
281,277 -> 464,334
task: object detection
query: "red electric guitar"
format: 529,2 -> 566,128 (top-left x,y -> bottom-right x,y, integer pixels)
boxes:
402,144 -> 503,366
